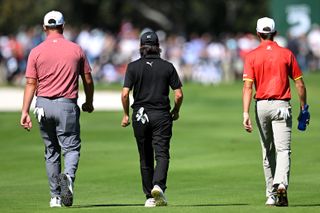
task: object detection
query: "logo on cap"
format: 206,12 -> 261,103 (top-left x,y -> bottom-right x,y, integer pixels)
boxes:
140,31 -> 159,46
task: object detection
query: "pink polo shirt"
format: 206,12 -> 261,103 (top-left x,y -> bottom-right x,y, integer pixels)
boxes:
25,32 -> 91,99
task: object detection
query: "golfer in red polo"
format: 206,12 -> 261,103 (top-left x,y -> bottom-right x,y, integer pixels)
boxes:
242,17 -> 309,207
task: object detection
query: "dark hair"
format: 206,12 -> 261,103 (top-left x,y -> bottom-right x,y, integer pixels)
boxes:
140,45 -> 162,57
258,27 -> 276,40
44,25 -> 64,33
258,32 -> 276,40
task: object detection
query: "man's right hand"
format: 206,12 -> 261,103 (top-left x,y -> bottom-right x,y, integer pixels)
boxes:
243,112 -> 253,133
121,115 -> 130,127
20,112 -> 32,131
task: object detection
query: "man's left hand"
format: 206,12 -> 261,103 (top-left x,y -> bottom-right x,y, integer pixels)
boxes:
171,109 -> 180,121
82,102 -> 94,113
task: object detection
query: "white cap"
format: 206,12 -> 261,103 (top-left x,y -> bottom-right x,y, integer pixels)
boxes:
43,11 -> 65,27
256,17 -> 275,33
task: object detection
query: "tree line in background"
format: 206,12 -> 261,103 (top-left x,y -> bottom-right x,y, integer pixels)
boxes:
0,0 -> 268,36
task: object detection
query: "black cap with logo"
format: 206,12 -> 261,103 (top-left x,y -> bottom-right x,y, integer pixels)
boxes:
140,31 -> 159,46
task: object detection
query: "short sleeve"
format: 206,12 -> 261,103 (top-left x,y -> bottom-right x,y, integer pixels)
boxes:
243,55 -> 254,81
169,64 -> 182,90
79,49 -> 91,75
25,49 -> 38,79
123,63 -> 134,89
289,53 -> 303,80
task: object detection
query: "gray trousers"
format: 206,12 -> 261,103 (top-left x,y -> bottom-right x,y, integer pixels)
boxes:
255,100 -> 292,197
36,97 -> 81,197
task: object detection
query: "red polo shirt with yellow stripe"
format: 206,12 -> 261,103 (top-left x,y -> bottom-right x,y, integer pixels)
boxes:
243,40 -> 303,100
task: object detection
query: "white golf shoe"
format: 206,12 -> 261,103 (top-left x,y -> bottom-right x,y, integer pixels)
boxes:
49,196 -> 62,208
265,195 -> 276,206
60,173 -> 73,207
144,198 -> 156,207
151,185 -> 167,206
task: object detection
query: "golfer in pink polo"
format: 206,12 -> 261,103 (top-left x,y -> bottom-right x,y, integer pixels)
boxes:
20,10 -> 94,208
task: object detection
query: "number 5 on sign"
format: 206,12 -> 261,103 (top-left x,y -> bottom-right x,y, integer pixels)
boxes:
286,4 -> 311,37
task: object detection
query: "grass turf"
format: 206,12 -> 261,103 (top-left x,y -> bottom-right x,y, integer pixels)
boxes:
0,72 -> 319,212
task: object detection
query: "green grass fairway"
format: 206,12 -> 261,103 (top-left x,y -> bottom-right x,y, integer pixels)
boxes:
0,72 -> 319,213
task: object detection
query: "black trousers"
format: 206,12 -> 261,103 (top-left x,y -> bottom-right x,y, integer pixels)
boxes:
132,109 -> 173,198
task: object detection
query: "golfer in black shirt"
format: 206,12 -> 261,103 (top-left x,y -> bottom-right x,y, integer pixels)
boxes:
121,31 -> 183,207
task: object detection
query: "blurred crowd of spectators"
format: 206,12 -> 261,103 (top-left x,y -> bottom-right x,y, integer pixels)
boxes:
1,21 -> 320,86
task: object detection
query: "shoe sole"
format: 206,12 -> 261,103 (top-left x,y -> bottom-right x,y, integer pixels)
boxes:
265,197 -> 276,206
144,205 -> 156,208
60,174 -> 73,207
276,188 -> 288,207
151,189 -> 167,206
144,203 -> 156,208
50,204 -> 62,208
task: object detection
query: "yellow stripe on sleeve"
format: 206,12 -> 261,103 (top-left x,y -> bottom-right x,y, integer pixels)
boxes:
243,78 -> 253,82
294,76 -> 303,81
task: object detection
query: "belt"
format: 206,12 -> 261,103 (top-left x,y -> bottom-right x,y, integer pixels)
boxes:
37,96 -> 77,104
256,98 -> 290,101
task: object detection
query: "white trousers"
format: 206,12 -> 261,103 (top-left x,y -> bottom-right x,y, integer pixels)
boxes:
255,100 -> 292,197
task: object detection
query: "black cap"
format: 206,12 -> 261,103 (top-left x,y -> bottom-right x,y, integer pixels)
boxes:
140,31 -> 159,46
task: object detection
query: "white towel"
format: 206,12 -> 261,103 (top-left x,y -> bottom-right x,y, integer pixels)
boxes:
136,107 -> 149,124
33,107 -> 45,122
277,107 -> 290,120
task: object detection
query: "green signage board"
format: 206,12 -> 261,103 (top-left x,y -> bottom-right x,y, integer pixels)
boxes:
270,0 -> 320,37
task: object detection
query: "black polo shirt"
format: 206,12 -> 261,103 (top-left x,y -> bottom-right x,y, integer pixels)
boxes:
123,54 -> 182,111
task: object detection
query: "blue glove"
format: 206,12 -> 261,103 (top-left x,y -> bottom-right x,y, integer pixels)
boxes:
297,104 -> 310,131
